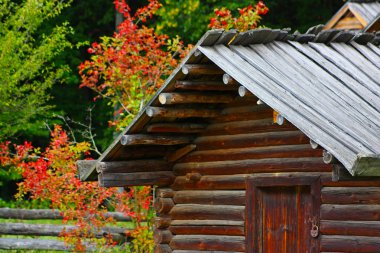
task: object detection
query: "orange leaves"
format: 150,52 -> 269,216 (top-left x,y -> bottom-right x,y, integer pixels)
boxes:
79,1 -> 189,131
209,1 -> 269,31
0,126 -> 141,251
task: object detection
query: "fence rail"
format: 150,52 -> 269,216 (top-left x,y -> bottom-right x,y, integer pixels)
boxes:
0,207 -> 131,221
0,208 -> 131,251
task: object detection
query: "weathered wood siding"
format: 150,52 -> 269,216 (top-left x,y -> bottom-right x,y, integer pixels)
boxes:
153,97 -> 380,252
154,98 -> 329,252
320,182 -> 380,252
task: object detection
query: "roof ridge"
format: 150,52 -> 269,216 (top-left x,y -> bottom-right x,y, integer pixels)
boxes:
348,0 -> 380,3
200,28 -> 380,47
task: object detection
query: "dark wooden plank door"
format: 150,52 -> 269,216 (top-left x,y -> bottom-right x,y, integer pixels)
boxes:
247,176 -> 320,253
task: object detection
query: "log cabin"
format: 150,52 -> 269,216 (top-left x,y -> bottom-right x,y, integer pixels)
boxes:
78,28 -> 380,252
324,0 -> 380,32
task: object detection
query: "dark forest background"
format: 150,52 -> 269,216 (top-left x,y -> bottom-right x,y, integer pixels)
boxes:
1,0 -> 343,201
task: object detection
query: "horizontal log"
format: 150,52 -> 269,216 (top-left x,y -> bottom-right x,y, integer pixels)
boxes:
182,64 -> 224,75
0,222 -> 128,242
172,172 -> 331,191
155,198 -> 175,214
173,157 -> 329,175
0,238 -> 91,251
155,244 -> 172,253
322,180 -> 380,187
221,103 -> 268,115
146,107 -> 220,118
147,123 -> 207,133
154,229 -> 173,244
320,235 -> 380,252
204,118 -> 297,136
172,251 -> 236,253
320,220 -> 380,236
170,235 -> 245,252
194,131 -> 309,150
322,187 -> 380,204
181,144 -> 322,163
154,216 -> 172,229
169,225 -> 244,236
170,220 -> 244,226
170,204 -> 244,221
173,190 -> 245,205
117,146 -> 173,160
321,204 -> 380,221
167,145 -> 197,162
121,134 -> 192,146
0,208 -> 131,221
215,108 -> 272,123
159,92 -> 235,105
171,252 -> 235,253
174,81 -> 237,91
171,175 -> 248,190
96,160 -> 170,173
100,171 -> 175,187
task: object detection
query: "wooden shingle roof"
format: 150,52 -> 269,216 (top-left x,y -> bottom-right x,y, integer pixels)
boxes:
78,28 -> 380,183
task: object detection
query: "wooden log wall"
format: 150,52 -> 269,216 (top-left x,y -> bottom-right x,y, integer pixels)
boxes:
319,182 -> 380,252
165,98 -> 331,252
107,59 -> 380,252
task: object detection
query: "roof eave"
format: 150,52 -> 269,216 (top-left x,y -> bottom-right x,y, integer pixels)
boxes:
77,29 -> 225,182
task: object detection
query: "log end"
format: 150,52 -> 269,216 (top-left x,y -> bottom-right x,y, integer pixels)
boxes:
223,73 -> 232,85
182,65 -> 189,75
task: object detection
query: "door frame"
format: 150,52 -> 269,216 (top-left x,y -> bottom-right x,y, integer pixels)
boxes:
246,174 -> 321,253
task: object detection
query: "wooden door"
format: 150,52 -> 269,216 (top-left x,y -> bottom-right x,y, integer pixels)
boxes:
246,176 -> 320,253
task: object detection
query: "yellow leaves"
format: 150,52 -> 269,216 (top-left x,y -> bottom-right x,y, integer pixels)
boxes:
71,141 -> 91,155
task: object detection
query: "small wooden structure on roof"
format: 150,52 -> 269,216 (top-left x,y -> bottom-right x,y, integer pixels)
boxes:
325,0 -> 380,32
78,28 -> 380,252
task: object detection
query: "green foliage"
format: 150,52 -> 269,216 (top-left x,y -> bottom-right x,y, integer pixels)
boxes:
155,0 -> 342,43
155,0 -> 254,43
0,0 -> 74,140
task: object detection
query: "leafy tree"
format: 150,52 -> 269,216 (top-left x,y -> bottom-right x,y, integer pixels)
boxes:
79,0 -> 190,131
209,1 -> 269,31
0,0 -> 74,140
0,126 -> 153,252
155,0 -> 342,44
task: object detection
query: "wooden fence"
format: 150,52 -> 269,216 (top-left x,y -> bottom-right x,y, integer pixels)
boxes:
0,208 -> 131,251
